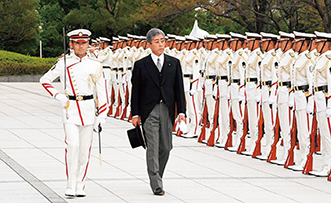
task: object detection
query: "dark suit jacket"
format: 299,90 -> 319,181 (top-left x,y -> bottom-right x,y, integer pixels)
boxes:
131,54 -> 186,125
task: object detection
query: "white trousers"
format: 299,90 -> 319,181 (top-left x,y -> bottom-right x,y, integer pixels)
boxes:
261,101 -> 274,156
246,100 -> 258,152
218,96 -> 229,145
295,110 -> 310,166
64,124 -> 94,191
184,92 -> 199,135
278,102 -> 291,160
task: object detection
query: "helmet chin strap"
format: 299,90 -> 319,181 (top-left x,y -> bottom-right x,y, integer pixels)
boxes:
282,40 -> 290,52
221,40 -> 225,50
251,40 -> 256,52
235,40 -> 239,51
265,40 -> 271,52
319,41 -> 327,54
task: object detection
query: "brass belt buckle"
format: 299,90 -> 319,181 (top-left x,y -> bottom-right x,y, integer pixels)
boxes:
76,95 -> 83,101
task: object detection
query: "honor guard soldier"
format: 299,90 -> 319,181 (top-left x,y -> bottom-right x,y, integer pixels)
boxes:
227,32 -> 247,151
98,37 -> 113,106
288,31 -> 316,171
256,32 -> 279,160
241,32 -> 263,155
180,35 -> 201,138
271,31 -> 296,165
214,34 -> 232,147
309,31 -> 331,177
40,29 -> 108,197
204,34 -> 220,144
108,37 -> 121,116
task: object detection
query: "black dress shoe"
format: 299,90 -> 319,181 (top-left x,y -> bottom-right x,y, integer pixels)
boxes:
153,187 -> 165,196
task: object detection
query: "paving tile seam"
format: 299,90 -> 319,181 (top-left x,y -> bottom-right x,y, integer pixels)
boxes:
0,149 -> 67,203
6,129 -> 66,166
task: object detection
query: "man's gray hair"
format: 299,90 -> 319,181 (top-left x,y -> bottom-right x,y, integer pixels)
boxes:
146,28 -> 165,44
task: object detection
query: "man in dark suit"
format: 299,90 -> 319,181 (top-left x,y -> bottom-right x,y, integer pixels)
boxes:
131,28 -> 186,195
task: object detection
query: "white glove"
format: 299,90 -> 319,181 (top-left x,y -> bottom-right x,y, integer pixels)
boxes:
326,109 -> 331,117
306,104 -> 313,114
288,99 -> 294,109
189,89 -> 197,96
238,94 -> 245,102
255,95 -> 261,103
54,93 -> 69,108
212,88 -> 217,97
178,121 -> 188,134
94,117 -> 106,132
268,95 -> 276,105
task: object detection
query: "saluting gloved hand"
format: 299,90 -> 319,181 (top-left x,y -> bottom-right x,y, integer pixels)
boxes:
54,93 -> 69,108
94,117 -> 106,132
326,108 -> 331,117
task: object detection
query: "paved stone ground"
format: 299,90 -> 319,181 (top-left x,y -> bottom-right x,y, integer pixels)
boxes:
1,82 -> 331,203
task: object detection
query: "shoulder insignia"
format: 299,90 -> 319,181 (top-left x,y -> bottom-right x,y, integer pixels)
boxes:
271,52 -> 276,56
239,51 -> 243,56
314,52 -> 319,57
289,52 -> 295,58
226,51 -> 231,55
305,53 -> 311,59
256,51 -> 261,56
326,54 -> 331,60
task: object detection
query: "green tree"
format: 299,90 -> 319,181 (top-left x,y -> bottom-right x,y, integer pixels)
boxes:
0,0 -> 40,55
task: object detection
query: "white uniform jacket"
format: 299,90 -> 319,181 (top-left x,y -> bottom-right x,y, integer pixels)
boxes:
277,49 -> 297,104
40,54 -> 108,126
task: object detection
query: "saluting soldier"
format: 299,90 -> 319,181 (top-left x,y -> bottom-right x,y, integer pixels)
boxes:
288,31 -> 316,171
242,32 -> 263,155
256,32 -> 279,160
227,32 -> 247,151
309,31 -> 331,176
40,29 -> 108,197
271,31 -> 297,165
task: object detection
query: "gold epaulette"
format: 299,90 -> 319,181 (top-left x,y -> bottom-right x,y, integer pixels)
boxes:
289,52 -> 295,58
271,52 -> 276,56
226,51 -> 231,55
256,51 -> 261,56
326,54 -> 331,60
239,51 -> 243,56
314,52 -> 319,57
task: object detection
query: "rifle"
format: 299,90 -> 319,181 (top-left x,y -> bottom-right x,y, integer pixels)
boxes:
284,107 -> 297,168
207,86 -> 220,146
252,102 -> 264,158
302,102 -> 317,174
267,110 -> 280,162
237,98 -> 248,154
198,84 -> 208,143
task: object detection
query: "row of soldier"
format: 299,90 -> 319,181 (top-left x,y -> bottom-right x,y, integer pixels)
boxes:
89,31 -> 331,180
